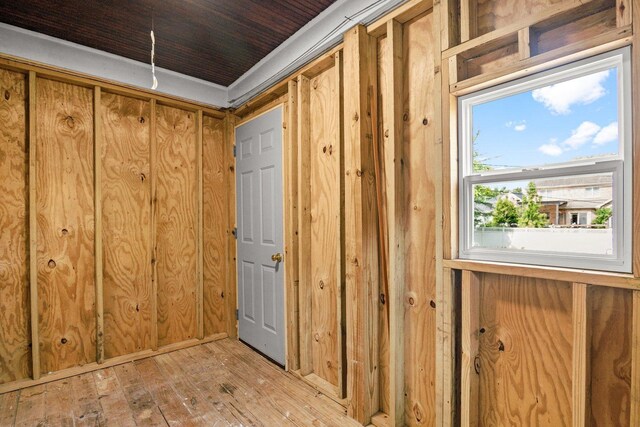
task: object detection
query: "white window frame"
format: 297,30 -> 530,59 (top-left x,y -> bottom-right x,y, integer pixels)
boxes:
458,47 -> 632,273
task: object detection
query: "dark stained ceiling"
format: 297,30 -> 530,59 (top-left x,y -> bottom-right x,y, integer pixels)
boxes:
0,0 -> 338,86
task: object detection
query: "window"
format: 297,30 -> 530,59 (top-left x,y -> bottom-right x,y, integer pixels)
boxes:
459,48 -> 631,273
570,212 -> 588,226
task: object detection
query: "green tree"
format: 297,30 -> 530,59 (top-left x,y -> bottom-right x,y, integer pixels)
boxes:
472,131 -> 491,172
472,130 -> 496,226
490,198 -> 519,227
518,182 -> 548,228
592,207 -> 612,226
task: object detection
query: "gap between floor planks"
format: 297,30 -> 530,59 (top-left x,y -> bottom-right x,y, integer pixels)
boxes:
1,339 -> 361,427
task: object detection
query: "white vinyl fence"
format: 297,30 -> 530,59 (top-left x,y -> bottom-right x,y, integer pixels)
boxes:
474,227 -> 613,255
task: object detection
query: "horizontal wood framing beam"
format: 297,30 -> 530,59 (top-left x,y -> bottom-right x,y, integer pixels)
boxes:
444,259 -> 640,290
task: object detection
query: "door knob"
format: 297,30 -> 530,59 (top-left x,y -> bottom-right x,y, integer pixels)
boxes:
271,252 -> 283,262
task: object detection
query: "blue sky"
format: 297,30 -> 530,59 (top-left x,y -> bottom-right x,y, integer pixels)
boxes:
472,68 -> 619,171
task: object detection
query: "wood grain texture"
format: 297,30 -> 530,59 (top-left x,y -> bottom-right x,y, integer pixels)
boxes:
632,291 -> 640,426
376,34 -> 391,416
380,18 -> 407,427
285,79 -> 300,371
202,114 -> 227,337
94,86 -> 104,364
224,113 -> 238,339
309,64 -> 342,388
36,78 -> 96,373
10,338 -> 359,427
0,68 -> 30,383
589,286 -> 632,426
343,24 -> 380,425
461,271 -> 480,427
28,71 -> 40,380
475,0 -> 566,35
535,7 -> 617,55
150,99 -> 159,351
402,12 -> 438,427
478,274 -> 573,426
100,92 -> 152,359
571,283 -> 590,427
155,104 -> 198,347
197,110 -> 204,340
298,74 -> 313,376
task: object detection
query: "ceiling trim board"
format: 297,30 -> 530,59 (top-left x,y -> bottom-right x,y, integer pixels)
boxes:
0,22 -> 229,107
0,0 -> 408,108
227,0 -> 407,107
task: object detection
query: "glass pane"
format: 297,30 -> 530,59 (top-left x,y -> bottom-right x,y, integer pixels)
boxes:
472,67 -> 620,172
472,172 -> 615,256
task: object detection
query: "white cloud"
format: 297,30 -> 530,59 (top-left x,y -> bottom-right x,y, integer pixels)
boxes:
531,70 -> 610,115
562,121 -> 601,149
505,120 -> 526,131
593,122 -> 618,145
538,143 -> 563,156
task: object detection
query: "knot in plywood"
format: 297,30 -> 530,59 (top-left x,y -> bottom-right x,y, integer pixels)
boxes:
412,402 -> 424,423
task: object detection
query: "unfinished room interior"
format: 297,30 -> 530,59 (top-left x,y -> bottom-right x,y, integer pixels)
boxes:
0,0 -> 639,425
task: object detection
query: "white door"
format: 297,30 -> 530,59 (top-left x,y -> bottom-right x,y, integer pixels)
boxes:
235,107 -> 285,365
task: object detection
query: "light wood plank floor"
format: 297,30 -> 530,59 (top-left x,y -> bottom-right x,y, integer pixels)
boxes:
0,339 -> 361,427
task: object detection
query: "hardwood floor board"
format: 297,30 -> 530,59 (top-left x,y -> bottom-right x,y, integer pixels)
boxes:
44,378 -> 75,426
152,352 -> 231,426
166,346 -> 262,426
214,340 -> 356,426
0,392 -> 19,426
4,338 -> 356,427
13,385 -> 46,427
70,372 -> 107,425
132,358 -> 196,426
192,344 -> 295,426
93,367 -> 137,426
114,361 -> 168,426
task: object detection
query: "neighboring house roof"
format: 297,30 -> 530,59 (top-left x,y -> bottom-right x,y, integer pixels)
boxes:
475,201 -> 493,214
534,173 -> 612,188
541,200 -> 567,206
563,200 -> 609,209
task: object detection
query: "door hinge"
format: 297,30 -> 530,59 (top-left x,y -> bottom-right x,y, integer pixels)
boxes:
232,227 -> 237,239
235,309 -> 239,320
233,144 -> 237,157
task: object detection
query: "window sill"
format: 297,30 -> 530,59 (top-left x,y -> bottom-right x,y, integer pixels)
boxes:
443,258 -> 640,290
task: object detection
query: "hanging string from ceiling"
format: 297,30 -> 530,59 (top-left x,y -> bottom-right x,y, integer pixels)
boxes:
150,11 -> 158,90
150,30 -> 158,90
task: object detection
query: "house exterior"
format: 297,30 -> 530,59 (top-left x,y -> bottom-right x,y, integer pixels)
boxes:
533,174 -> 613,227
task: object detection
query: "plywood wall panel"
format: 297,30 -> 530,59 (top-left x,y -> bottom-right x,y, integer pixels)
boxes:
155,104 -> 197,347
202,115 -> 227,337
478,274 -> 573,426
589,286 -> 632,426
0,69 -> 30,383
475,0 -> 566,35
402,12 -> 438,427
100,92 -> 152,359
309,65 -> 342,388
36,78 -> 96,373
